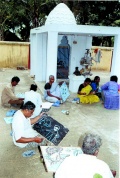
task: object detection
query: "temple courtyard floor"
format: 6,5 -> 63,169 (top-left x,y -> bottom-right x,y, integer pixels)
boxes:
0,68 -> 119,178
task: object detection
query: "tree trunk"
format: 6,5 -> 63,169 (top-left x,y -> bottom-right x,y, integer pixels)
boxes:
0,28 -> 4,41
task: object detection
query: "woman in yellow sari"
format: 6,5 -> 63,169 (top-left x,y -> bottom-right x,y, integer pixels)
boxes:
77,78 -> 100,104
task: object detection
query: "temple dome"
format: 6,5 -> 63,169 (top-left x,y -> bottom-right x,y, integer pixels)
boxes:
45,3 -> 76,25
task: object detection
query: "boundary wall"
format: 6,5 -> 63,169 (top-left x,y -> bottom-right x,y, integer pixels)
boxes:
0,41 -> 113,71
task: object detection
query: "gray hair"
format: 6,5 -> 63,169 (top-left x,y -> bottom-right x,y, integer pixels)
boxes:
49,75 -> 54,80
82,133 -> 102,155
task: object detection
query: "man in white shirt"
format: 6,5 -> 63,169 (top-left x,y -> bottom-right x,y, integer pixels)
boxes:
55,134 -> 115,178
12,101 -> 44,148
24,84 -> 42,118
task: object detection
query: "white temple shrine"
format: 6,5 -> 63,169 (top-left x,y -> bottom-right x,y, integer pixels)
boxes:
30,3 -> 120,92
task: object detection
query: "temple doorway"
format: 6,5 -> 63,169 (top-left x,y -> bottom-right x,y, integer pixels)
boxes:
57,36 -> 70,79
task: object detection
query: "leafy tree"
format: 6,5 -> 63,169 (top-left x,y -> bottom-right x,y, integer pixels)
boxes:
0,0 -> 120,44
69,1 -> 120,46
0,0 -> 57,41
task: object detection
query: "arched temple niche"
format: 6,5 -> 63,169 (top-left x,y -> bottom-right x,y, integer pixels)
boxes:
57,35 -> 70,79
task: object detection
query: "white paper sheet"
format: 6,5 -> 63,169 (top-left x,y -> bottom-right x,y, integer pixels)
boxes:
42,102 -> 53,109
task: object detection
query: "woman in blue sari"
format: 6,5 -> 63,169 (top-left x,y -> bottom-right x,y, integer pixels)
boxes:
91,76 -> 101,98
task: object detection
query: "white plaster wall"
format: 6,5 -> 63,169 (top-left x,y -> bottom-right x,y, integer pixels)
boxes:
57,35 -> 63,45
86,36 -> 92,49
70,36 -> 92,75
70,37 -> 80,74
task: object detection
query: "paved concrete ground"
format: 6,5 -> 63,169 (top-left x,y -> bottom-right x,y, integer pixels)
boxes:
0,68 -> 119,178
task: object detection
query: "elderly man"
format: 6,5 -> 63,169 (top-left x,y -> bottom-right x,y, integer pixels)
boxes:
1,76 -> 24,107
44,75 -> 62,103
12,101 -> 44,148
55,133 -> 115,178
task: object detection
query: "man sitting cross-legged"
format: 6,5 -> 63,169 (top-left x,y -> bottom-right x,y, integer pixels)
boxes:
1,76 -> 24,107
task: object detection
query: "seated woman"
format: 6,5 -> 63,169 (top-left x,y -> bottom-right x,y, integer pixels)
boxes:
91,76 -> 101,98
77,78 -> 100,104
101,75 -> 119,110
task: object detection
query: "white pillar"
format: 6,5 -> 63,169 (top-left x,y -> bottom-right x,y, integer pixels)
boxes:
35,33 -> 47,82
46,32 -> 58,82
42,33 -> 47,81
35,33 -> 43,81
111,35 -> 120,83
30,34 -> 37,76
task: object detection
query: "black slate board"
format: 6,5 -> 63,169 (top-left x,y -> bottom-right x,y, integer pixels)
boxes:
33,114 -> 69,146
